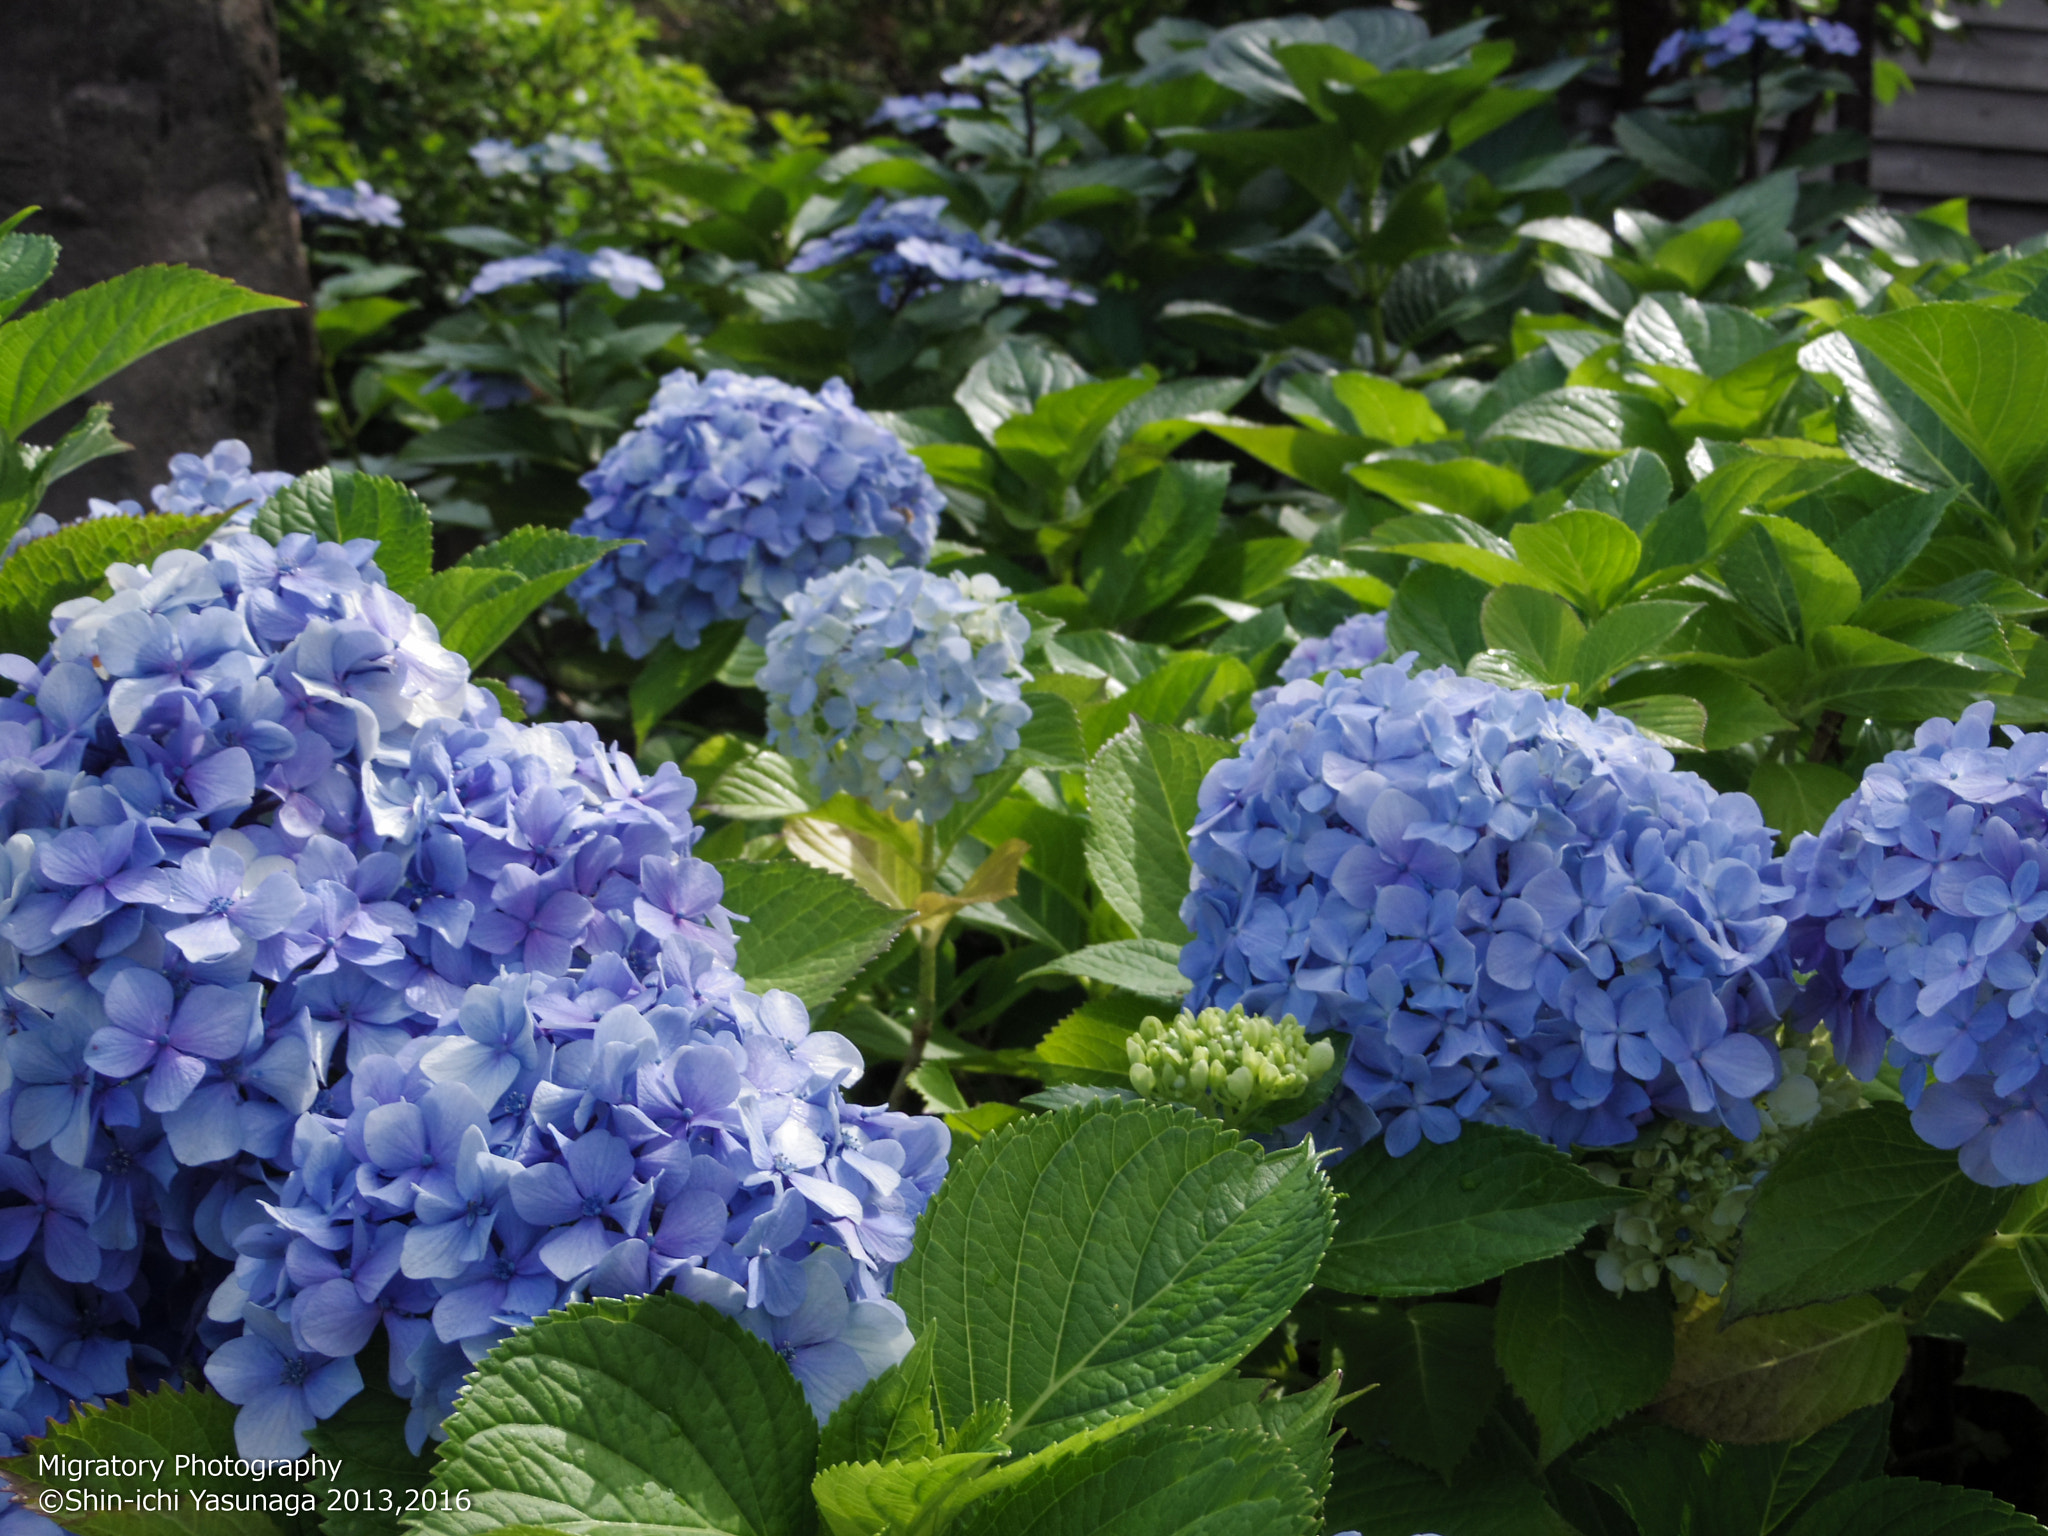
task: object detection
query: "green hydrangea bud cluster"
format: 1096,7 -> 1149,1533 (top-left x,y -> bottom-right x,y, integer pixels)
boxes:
1581,1036 -> 1864,1303
1127,1004 -> 1336,1127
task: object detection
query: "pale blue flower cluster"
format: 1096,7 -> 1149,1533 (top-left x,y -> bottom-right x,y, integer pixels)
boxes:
1253,613 -> 1391,712
0,521 -> 948,1460
791,197 -> 1093,310
1652,8 -> 1859,73
868,93 -> 980,133
568,369 -> 944,655
1786,703 -> 2048,1187
462,246 -> 664,303
941,40 -> 1102,94
759,557 -> 1032,823
1181,659 -> 1794,1158
0,442 -> 290,569
288,173 -> 404,229
469,135 -> 612,179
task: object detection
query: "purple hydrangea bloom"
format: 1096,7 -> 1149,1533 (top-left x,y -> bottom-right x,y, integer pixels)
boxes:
792,196 -> 1093,310
1181,657 -> 1794,1159
1253,613 -> 1391,712
1653,9 -> 1860,74
151,440 -> 295,523
1787,703 -> 2048,1186
567,369 -> 944,655
0,504 -> 951,1457
463,246 -> 663,303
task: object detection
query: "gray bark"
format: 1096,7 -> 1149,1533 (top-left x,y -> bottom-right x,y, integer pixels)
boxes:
0,0 -> 324,511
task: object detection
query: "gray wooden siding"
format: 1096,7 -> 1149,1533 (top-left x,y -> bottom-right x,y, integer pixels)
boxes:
1878,0 -> 2048,248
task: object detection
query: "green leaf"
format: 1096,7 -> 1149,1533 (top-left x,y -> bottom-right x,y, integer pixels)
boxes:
1652,219 -> 1745,293
420,528 -> 626,666
1511,510 -> 1642,614
306,1382 -> 436,1536
1319,1123 -> 1625,1298
1571,446 -> 1672,532
1350,457 -> 1533,522
993,377 -> 1155,490
1199,421 -> 1371,498
0,264 -> 297,438
1481,585 -> 1582,683
1782,1477 -> 2043,1536
0,231 -> 58,322
818,1342 -> 941,1471
1496,1252 -> 1675,1464
1748,762 -> 1858,846
954,341 -> 1090,441
415,1294 -> 817,1536
894,1099 -> 1334,1455
1086,720 -> 1236,944
1324,1439 -> 1580,1536
1037,994 -> 1152,1088
720,860 -> 907,1011
0,513 -> 226,661
1724,1104 -> 2014,1320
1015,690 -> 1089,771
1083,652 -> 1253,756
1482,387 -> 1679,462
1803,332 -> 2000,518
1624,292 -> 1782,376
1324,1302 -> 1501,1478
1573,600 -> 1699,696
702,747 -> 816,820
0,401 -> 130,539
1832,488 -> 1955,601
1079,461 -> 1229,626
252,469 -> 435,600
1719,523 -> 1807,646
1146,1374 -> 1342,1505
1024,940 -> 1190,1000
1652,1297 -> 1908,1445
951,1425 -> 1318,1536
3,1382 -> 297,1536
1280,371 -> 1447,445
631,623 -> 745,743
1386,565 -> 1487,671
814,1451 -> 1004,1536
1838,304 -> 2048,524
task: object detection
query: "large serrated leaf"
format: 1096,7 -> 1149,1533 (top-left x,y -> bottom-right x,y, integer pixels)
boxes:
1724,1104 -> 2013,1320
1323,1302 -> 1501,1478
419,528 -> 626,666
720,860 -> 908,1011
251,469 -> 435,600
1495,1252 -> 1674,1465
894,1099 -> 1334,1456
1078,460 -> 1228,625
1782,1476 -> 2043,1536
1085,720 -> 1236,945
817,1340 -> 941,1472
2,1382 -> 298,1536
951,1425 -> 1318,1536
1024,939 -> 1189,999
415,1294 -> 817,1536
1324,1436 -> 1580,1536
1652,1297 -> 1908,1446
305,1383 -> 435,1536
1319,1123 -> 1625,1297
631,623 -> 745,744
0,265 -> 297,438
0,513 -> 227,661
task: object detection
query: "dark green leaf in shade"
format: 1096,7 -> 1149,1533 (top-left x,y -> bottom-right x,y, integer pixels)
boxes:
1748,763 -> 1859,847
1324,1438 -> 1580,1536
630,622 -> 745,743
1323,1302 -> 1502,1478
1781,1477 -> 2043,1536
1652,1298 -> 1907,1446
1495,1252 -> 1675,1464
1386,564 -> 1487,671
1319,1123 -> 1625,1298
306,1381 -> 436,1536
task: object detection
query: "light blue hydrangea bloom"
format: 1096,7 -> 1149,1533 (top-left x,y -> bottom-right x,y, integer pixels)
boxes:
287,173 -> 404,229
868,93 -> 980,133
151,439 -> 296,521
1787,702 -> 2048,1187
1652,8 -> 1858,73
462,246 -> 663,303
791,196 -> 1092,309
1182,658 -> 1795,1159
468,135 -> 610,178
759,556 -> 1032,823
1252,612 -> 1391,712
568,369 -> 943,655
941,40 -> 1102,94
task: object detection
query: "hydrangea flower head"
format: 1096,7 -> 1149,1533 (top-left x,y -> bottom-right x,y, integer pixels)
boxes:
468,136 -> 610,178
288,173 -> 404,229
430,371 -> 532,411
868,93 -> 981,133
463,246 -> 663,303
0,507 -> 951,1457
759,557 -> 1032,823
151,440 -> 295,523
568,369 -> 943,655
941,40 -> 1102,94
1653,9 -> 1859,73
1253,613 -> 1390,712
1181,658 -> 1795,1159
1785,702 -> 2048,1186
791,197 -> 1092,310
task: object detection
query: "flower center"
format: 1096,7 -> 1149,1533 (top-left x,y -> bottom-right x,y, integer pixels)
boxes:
279,1357 -> 310,1387
205,895 -> 236,916
581,1193 -> 606,1217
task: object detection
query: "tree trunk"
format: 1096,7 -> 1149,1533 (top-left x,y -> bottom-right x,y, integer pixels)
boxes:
1834,0 -> 1878,185
0,0 -> 324,512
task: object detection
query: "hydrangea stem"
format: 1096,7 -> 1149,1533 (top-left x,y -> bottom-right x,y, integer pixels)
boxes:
889,819 -> 944,1111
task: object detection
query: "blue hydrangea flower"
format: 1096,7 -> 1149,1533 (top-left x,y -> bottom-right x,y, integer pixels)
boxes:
1181,658 -> 1795,1159
1253,613 -> 1391,712
151,440 -> 295,521
759,557 -> 1032,823
1785,702 -> 2048,1187
567,369 -> 944,655
941,40 -> 1102,94
468,135 -> 610,179
463,246 -> 663,303
791,196 -> 1092,310
867,93 -> 980,133
1653,9 -> 1859,73
0,507 -> 952,1458
288,173 -> 404,229
430,371 -> 532,411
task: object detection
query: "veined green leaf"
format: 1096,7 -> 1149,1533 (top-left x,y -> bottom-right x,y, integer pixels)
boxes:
1511,509 -> 1641,614
1324,1302 -> 1501,1478
1086,720 -> 1235,944
630,622 -> 745,743
252,469 -> 435,600
1496,1253 -> 1674,1464
720,860 -> 906,1011
419,528 -> 626,665
1653,1297 -> 1908,1446
0,513 -> 226,661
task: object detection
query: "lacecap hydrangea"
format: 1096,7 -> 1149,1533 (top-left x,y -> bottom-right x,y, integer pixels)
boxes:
1785,703 -> 2048,1186
759,556 -> 1031,823
568,370 -> 944,656
1180,658 -> 1795,1158
0,520 -> 948,1460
